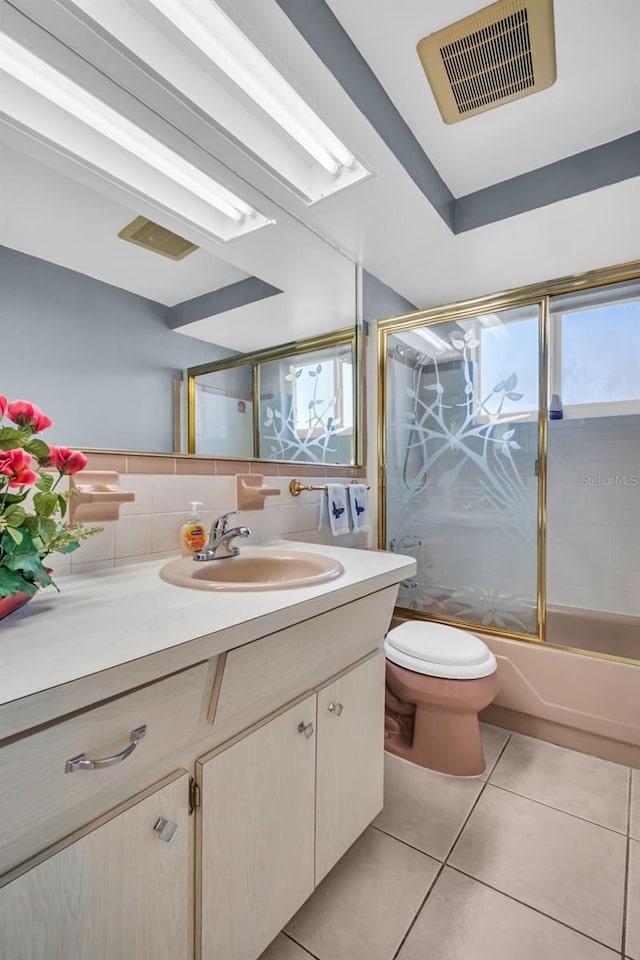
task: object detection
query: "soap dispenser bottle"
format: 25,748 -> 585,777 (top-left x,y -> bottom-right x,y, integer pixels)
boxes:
180,501 -> 206,556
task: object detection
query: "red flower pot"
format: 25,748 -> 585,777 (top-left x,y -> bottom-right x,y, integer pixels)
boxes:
0,590 -> 33,621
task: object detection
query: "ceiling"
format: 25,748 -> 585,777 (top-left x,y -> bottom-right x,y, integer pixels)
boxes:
326,0 -> 640,195
0,0 -> 638,341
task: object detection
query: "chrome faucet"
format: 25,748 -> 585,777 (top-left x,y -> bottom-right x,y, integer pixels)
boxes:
193,511 -> 251,561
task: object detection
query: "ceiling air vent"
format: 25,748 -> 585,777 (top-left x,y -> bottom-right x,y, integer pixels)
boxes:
118,216 -> 199,260
417,0 -> 556,124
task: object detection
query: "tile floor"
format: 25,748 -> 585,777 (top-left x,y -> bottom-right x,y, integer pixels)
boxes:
260,725 -> 639,960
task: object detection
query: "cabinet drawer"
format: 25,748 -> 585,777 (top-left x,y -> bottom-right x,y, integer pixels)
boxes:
0,662 -> 209,874
212,586 -> 396,746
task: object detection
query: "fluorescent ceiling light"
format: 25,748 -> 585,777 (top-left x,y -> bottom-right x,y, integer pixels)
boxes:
0,32 -> 261,225
414,327 -> 450,352
148,0 -> 356,177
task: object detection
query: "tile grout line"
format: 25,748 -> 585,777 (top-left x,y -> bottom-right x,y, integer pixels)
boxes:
443,734 -> 512,866
390,861 -> 447,960
282,930 -> 321,960
486,778 -> 630,837
389,735 -> 512,960
446,862 -> 624,955
621,771 -> 633,959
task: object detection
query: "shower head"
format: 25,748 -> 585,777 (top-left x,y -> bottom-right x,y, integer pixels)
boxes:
394,344 -> 415,358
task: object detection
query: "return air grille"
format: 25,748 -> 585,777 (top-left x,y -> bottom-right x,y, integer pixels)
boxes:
417,0 -> 556,124
118,216 -> 199,260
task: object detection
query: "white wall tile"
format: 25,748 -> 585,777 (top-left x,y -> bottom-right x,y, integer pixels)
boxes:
66,473 -> 371,575
115,515 -> 152,559
71,523 -> 115,563
150,513 -> 183,555
119,475 -> 153,516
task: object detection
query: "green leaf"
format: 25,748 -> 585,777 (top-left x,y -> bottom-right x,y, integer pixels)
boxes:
1,530 -> 41,573
1,491 -> 28,506
38,517 -> 58,544
36,472 -> 55,492
4,526 -> 24,545
57,540 -> 81,554
33,492 -> 58,518
0,426 -> 30,450
0,566 -> 36,597
57,494 -> 67,519
3,505 -> 26,527
24,438 -> 51,460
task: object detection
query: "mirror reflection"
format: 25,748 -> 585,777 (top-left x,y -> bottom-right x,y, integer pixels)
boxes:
189,334 -> 357,465
0,140 -> 358,461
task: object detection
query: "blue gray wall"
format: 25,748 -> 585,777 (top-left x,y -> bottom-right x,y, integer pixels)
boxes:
363,269 -> 416,327
0,246 -> 234,452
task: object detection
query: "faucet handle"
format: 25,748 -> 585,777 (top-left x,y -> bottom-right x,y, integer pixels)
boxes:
213,511 -> 237,536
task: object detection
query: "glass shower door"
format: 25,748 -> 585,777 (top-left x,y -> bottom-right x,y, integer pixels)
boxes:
384,303 -> 543,637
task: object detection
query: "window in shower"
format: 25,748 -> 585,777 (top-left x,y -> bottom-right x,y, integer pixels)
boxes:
546,280 -> 640,660
550,284 -> 640,417
384,303 -> 542,637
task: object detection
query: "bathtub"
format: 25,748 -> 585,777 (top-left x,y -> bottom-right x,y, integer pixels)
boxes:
388,610 -> 640,766
546,604 -> 640,662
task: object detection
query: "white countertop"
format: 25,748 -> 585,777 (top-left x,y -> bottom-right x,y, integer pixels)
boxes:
0,542 -> 415,738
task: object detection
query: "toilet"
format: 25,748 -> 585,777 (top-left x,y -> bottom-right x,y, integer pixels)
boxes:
384,620 -> 498,776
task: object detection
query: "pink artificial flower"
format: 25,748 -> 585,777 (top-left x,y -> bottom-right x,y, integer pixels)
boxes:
6,400 -> 54,433
0,449 -> 38,488
0,396 -> 7,418
46,446 -> 88,475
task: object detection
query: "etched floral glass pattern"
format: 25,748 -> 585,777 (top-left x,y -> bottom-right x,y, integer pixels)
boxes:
258,344 -> 355,464
386,304 -> 541,635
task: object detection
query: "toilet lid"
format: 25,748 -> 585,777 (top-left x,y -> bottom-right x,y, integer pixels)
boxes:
385,621 -> 497,679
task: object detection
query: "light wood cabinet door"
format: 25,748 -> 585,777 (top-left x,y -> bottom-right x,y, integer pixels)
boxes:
0,771 -> 191,960
198,696 -> 316,960
315,653 -> 385,883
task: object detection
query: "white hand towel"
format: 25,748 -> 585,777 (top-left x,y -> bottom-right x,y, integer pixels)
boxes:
347,483 -> 369,532
319,483 -> 350,536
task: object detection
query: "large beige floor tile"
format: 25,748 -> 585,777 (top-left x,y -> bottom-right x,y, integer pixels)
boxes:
285,827 -> 439,960
374,753 -> 483,860
490,732 -> 630,832
477,723 -> 511,780
627,840 -> 640,960
259,933 -> 316,960
397,867 -> 619,960
631,770 -> 640,841
449,785 -> 626,950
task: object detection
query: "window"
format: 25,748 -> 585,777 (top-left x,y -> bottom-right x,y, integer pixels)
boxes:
551,297 -> 640,415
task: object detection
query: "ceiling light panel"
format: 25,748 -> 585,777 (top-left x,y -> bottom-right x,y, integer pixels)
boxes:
0,31 -> 273,242
64,0 -> 370,203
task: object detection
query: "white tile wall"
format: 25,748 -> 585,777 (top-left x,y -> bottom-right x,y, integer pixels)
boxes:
55,474 -> 372,577
547,417 -> 640,616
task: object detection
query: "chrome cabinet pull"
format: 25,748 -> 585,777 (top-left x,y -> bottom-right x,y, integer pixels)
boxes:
153,818 -> 178,842
297,721 -> 314,740
65,725 -> 147,773
328,701 -> 343,716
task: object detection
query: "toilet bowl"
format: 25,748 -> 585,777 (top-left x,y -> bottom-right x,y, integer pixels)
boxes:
384,621 -> 498,776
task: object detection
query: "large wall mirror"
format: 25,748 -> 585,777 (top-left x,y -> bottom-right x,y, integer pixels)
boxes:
0,2 -> 360,464
189,329 -> 358,465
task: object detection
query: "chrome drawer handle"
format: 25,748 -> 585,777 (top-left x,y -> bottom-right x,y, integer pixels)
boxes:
298,721 -> 314,740
328,701 -> 343,716
65,725 -> 147,773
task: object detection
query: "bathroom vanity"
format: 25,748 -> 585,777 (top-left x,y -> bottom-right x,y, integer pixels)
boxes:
0,542 -> 415,960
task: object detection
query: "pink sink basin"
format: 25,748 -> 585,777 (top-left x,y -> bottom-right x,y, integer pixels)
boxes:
160,548 -> 344,592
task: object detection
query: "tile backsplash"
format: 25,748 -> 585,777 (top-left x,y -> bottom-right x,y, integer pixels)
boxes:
547,416 -> 640,616
54,473 -> 371,577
